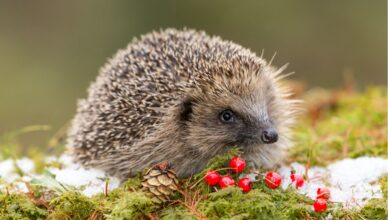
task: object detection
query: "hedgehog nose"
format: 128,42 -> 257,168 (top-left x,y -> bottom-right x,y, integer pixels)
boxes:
261,128 -> 278,144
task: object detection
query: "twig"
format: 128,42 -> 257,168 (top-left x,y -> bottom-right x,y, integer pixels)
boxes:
178,200 -> 207,220
104,178 -> 109,197
88,210 -> 104,220
146,213 -> 160,220
305,160 -> 310,182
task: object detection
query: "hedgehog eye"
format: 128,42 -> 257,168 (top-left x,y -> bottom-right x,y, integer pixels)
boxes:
219,110 -> 235,123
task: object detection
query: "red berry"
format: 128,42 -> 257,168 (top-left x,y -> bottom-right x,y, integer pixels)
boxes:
264,171 -> 282,189
237,177 -> 252,192
219,176 -> 235,188
313,198 -> 327,212
290,173 -> 304,188
317,187 -> 331,200
229,156 -> 246,173
290,173 -> 295,182
204,170 -> 221,186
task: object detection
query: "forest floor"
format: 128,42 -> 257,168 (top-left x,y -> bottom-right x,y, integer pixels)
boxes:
0,83 -> 387,219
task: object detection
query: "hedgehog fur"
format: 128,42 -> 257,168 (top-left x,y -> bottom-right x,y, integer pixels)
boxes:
67,28 -> 299,180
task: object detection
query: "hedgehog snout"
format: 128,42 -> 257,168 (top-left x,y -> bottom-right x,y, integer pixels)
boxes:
260,127 -> 278,144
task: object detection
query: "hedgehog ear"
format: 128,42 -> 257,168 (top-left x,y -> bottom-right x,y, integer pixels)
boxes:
179,97 -> 194,121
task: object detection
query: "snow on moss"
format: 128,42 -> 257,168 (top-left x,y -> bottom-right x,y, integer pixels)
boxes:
1,155 -> 387,209
0,155 -> 121,198
278,156 -> 388,209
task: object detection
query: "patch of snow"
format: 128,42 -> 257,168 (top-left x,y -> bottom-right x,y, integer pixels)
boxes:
49,167 -> 107,187
279,157 -> 388,208
0,154 -> 120,197
58,154 -> 77,167
47,165 -> 121,197
82,178 -> 121,197
0,158 -> 34,193
15,158 -> 35,174
0,159 -> 16,181
45,154 -> 121,197
0,158 -> 34,182
327,157 -> 388,207
328,157 -> 388,188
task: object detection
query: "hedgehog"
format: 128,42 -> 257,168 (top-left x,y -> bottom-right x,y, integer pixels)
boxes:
67,28 -> 299,180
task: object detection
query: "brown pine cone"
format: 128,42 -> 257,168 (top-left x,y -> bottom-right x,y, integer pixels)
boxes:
141,161 -> 179,203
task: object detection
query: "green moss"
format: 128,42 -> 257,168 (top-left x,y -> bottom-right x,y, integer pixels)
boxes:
160,207 -> 197,220
107,192 -> 156,220
121,175 -> 142,191
345,176 -> 388,219
48,191 -> 96,220
88,176 -> 144,215
0,192 -> 47,220
289,87 -> 387,166
359,198 -> 388,219
380,175 -> 388,199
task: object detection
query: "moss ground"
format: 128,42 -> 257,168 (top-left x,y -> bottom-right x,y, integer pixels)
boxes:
0,85 -> 386,219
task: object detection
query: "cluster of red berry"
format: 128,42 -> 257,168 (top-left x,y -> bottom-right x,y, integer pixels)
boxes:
204,156 -> 253,192
203,156 -> 331,213
290,171 -> 331,212
204,156 -> 285,193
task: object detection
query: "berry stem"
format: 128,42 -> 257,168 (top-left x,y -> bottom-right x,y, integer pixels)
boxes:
304,161 -> 310,182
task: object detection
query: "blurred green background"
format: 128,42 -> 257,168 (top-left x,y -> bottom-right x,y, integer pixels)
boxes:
0,0 -> 386,147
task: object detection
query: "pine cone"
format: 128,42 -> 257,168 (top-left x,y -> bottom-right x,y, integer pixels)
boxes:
141,161 -> 179,203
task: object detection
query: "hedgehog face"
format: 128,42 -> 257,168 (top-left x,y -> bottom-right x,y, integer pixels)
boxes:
181,68 -> 283,155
